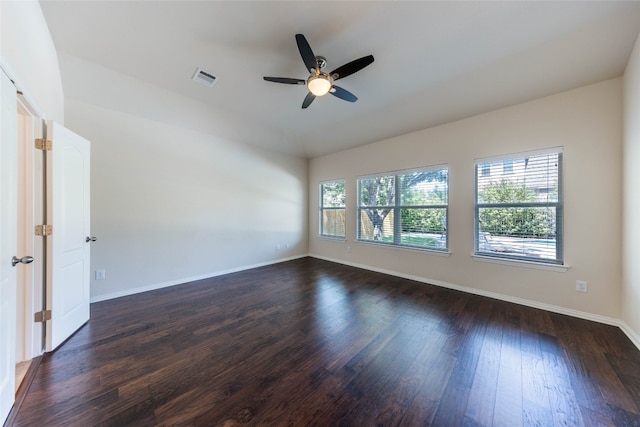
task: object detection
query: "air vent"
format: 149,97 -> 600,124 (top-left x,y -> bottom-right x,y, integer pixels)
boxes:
192,67 -> 217,87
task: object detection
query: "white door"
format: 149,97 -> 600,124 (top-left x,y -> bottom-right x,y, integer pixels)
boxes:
45,121 -> 91,351
0,71 -> 18,423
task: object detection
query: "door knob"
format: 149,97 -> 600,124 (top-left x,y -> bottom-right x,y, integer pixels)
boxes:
86,236 -> 97,242
12,256 -> 34,267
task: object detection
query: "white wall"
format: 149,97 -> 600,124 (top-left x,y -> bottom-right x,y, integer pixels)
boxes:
59,56 -> 308,301
310,78 -> 623,320
0,1 -> 64,122
623,33 -> 640,343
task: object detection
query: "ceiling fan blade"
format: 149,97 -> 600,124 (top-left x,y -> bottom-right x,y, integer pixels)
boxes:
296,34 -> 318,73
329,55 -> 374,81
302,92 -> 316,109
330,86 -> 358,103
263,77 -> 305,85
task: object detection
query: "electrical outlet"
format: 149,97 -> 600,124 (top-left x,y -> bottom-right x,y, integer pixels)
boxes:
95,269 -> 106,280
576,280 -> 588,293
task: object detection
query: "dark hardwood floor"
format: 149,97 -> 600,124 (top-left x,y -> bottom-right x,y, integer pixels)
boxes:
7,257 -> 640,426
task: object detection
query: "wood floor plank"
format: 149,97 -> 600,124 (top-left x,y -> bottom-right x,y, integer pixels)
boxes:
7,257 -> 640,426
373,328 -> 444,426
464,302 -> 503,426
398,339 -> 457,426
339,316 -> 432,425
521,349 -> 554,426
431,297 -> 494,426
493,321 -> 524,427
541,350 -> 584,426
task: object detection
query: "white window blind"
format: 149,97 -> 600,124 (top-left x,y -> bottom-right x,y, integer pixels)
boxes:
320,180 -> 346,238
358,166 -> 448,250
475,148 -> 563,264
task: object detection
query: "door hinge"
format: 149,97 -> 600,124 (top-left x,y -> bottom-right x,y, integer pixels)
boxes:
34,310 -> 52,323
35,224 -> 53,236
35,138 -> 53,151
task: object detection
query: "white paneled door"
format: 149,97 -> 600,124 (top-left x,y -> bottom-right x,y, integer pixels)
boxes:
45,121 -> 91,352
0,71 -> 18,423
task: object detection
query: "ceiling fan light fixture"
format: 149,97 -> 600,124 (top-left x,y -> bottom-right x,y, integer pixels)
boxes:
263,34 -> 374,108
307,75 -> 332,96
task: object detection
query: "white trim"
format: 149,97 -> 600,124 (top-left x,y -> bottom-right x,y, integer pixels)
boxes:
17,91 -> 44,121
89,254 -> 309,303
357,163 -> 448,182
474,146 -> 563,164
317,235 -> 347,242
0,60 -> 45,119
357,240 -> 451,257
89,252 -> 640,352
471,254 -> 569,272
319,179 -> 346,239
1,58 -> 46,363
309,254 -> 640,351
16,101 -> 45,360
319,178 -> 346,186
619,322 -> 640,351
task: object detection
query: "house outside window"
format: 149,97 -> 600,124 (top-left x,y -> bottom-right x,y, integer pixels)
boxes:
503,159 -> 514,174
319,180 -> 346,238
475,148 -> 563,264
358,166 -> 448,250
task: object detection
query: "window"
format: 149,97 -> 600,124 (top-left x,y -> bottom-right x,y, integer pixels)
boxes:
475,148 -> 563,264
358,166 -> 448,250
320,180 -> 346,238
503,159 -> 514,174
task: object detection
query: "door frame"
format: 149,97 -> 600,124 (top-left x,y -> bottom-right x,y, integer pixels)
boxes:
1,61 -> 46,365
16,94 -> 44,361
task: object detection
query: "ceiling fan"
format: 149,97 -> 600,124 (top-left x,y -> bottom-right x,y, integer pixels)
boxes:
263,34 -> 374,109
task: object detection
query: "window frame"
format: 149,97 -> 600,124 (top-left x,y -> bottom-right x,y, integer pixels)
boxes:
357,165 -> 449,252
474,148 -> 564,265
319,179 -> 346,239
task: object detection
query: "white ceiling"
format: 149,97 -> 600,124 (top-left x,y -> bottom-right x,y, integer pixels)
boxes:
39,1 -> 640,158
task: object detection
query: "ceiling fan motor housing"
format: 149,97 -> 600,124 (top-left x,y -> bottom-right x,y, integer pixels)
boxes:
315,56 -> 327,70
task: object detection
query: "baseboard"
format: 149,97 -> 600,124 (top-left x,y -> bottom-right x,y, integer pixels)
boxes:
89,252 -> 640,352
5,355 -> 43,427
310,254 -> 640,351
90,254 -> 310,303
619,321 -> 640,350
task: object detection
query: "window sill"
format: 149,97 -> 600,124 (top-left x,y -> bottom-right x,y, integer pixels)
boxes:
357,240 -> 451,257
317,235 -> 347,242
471,254 -> 569,272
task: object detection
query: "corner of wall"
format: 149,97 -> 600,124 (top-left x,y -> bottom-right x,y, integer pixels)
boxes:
622,31 -> 640,343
